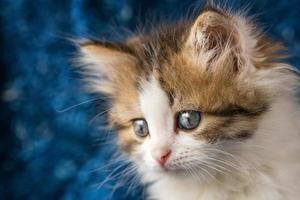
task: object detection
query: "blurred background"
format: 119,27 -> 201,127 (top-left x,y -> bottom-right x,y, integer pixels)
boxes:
1,0 -> 299,199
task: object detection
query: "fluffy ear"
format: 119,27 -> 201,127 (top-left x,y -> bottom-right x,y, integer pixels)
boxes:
185,8 -> 275,73
77,41 -> 137,95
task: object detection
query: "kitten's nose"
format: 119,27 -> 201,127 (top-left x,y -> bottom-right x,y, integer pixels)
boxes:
153,149 -> 172,166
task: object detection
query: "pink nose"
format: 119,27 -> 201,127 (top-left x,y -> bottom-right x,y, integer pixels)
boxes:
155,149 -> 172,166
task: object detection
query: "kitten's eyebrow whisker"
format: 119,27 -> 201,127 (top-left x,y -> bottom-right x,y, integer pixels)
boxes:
89,109 -> 111,125
95,125 -> 112,131
56,97 -> 106,113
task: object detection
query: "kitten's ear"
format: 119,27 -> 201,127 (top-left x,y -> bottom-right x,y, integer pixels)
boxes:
77,41 -> 137,95
185,8 -> 264,72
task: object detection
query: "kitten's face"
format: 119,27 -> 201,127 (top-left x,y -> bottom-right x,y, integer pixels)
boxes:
130,74 -> 263,175
111,58 -> 266,177
79,9 -> 285,180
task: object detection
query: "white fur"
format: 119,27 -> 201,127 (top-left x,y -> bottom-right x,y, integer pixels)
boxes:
139,77 -> 175,162
133,72 -> 300,200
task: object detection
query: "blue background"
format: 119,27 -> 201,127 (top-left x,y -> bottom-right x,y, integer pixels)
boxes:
1,0 -> 299,199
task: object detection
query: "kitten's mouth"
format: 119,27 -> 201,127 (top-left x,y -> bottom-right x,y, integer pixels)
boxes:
160,165 -> 172,171
158,164 -> 187,174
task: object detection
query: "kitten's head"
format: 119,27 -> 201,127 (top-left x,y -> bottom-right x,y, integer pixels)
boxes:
78,7 -> 297,181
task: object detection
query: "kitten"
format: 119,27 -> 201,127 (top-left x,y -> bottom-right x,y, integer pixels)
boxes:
77,5 -> 300,200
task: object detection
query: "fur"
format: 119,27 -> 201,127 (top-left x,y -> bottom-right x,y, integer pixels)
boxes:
76,5 -> 300,200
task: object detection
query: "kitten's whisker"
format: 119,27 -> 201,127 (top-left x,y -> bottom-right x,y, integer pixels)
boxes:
204,147 -> 243,163
89,109 -> 111,125
125,166 -> 141,195
95,161 -> 129,189
177,162 -> 203,183
205,157 -> 242,173
107,166 -> 135,199
212,151 -> 252,176
194,163 -> 218,183
96,125 -> 112,131
183,160 -> 215,183
206,153 -> 254,182
191,165 -> 212,184
56,97 -> 106,113
201,149 -> 244,170
108,164 -> 138,198
90,158 -> 124,173
198,159 -> 231,177
191,149 -> 253,182
92,139 -> 116,147
90,151 -> 126,174
187,167 -> 202,183
202,159 -> 232,173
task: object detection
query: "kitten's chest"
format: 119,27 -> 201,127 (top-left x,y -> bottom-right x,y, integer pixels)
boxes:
146,176 -> 283,200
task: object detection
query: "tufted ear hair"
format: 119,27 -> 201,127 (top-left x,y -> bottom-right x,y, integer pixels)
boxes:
185,8 -> 282,73
77,40 -> 138,95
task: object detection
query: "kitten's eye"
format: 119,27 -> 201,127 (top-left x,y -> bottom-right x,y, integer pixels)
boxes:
177,111 -> 201,130
132,119 -> 149,137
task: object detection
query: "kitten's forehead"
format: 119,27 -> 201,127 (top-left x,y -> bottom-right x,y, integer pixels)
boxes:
139,76 -> 170,112
139,76 -> 174,140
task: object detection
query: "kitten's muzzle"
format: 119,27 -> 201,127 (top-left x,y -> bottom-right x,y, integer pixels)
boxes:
152,148 -> 172,166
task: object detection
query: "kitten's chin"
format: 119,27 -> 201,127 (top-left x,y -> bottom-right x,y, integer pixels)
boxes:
149,163 -> 192,176
146,164 -> 208,184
